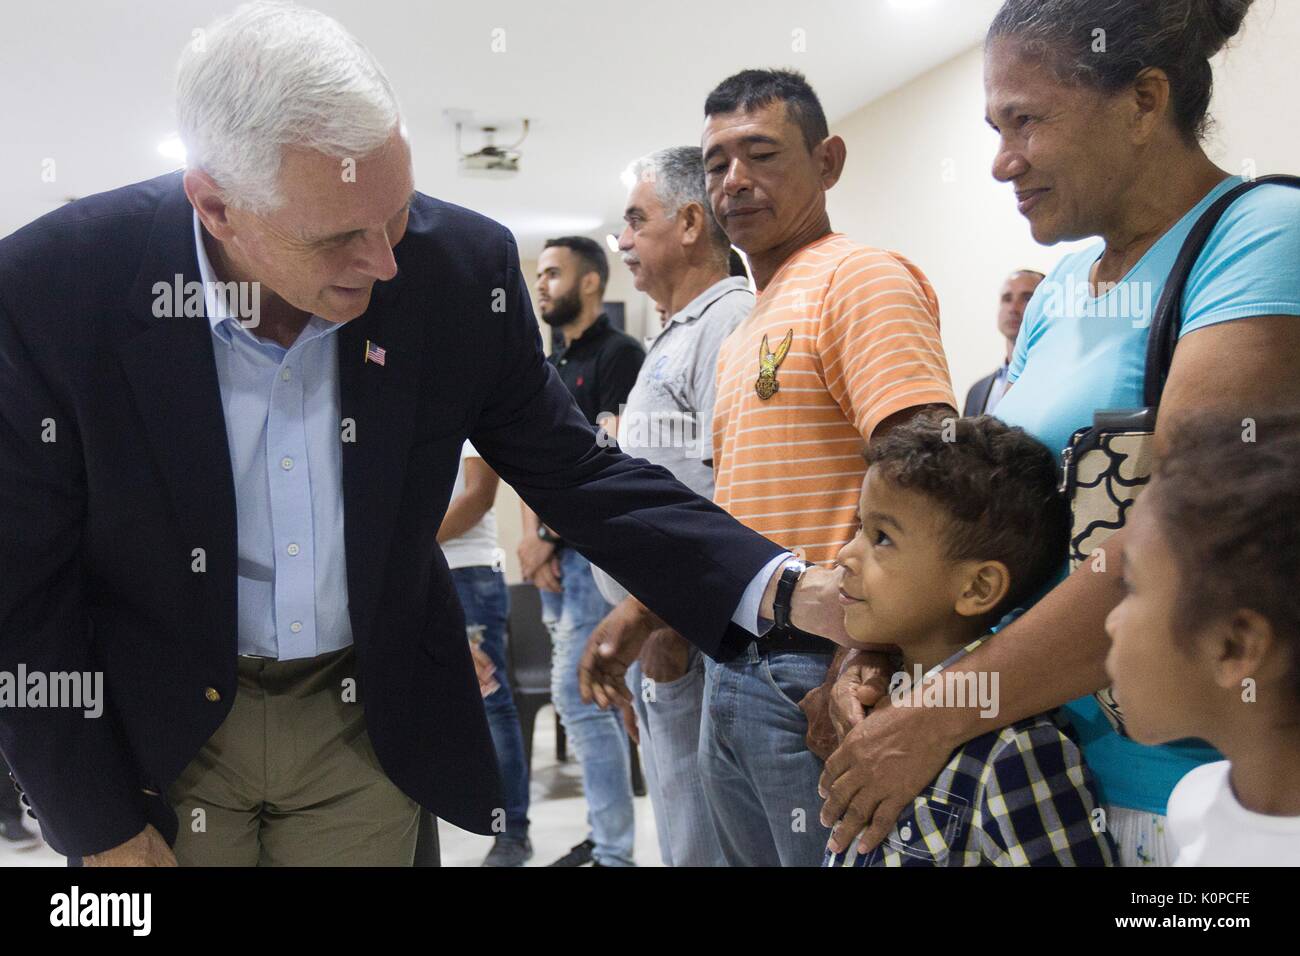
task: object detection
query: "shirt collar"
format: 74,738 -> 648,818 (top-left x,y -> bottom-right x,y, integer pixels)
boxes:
669,276 -> 751,326
191,209 -> 341,348
564,313 -> 611,352
192,210 -> 233,337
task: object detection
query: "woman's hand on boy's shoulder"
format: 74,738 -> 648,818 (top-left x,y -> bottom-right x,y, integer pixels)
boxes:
819,701 -> 964,856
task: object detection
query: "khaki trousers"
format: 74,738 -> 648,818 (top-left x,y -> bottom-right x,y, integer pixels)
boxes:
167,646 -> 420,866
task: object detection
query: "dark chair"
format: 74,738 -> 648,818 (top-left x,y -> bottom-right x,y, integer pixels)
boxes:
629,737 -> 646,797
507,582 -> 557,773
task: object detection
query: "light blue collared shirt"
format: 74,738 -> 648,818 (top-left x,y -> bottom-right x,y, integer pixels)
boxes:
193,212 -> 353,660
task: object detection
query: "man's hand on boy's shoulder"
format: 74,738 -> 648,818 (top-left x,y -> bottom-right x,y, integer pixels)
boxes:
801,648 -> 893,760
799,680 -> 839,761
829,650 -> 893,740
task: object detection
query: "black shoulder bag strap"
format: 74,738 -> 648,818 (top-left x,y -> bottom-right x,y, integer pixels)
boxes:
1143,174 -> 1300,412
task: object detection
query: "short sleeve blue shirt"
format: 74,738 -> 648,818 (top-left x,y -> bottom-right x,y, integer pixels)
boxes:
995,175 -> 1300,814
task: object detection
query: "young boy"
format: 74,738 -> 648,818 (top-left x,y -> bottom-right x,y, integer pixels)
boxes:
826,414 -> 1114,866
1105,413 -> 1300,866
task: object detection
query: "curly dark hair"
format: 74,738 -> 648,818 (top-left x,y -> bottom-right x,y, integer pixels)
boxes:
1148,411 -> 1300,705
865,414 -> 1069,621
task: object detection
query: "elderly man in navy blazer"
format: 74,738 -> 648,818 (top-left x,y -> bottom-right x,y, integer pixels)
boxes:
0,3 -> 851,865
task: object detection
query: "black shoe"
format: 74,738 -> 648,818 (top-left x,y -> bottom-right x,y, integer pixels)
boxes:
0,814 -> 39,847
481,836 -> 533,868
547,838 -> 595,867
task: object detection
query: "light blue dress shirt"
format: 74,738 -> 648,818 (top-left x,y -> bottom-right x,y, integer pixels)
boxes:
736,552 -> 792,636
194,214 -> 785,659
193,213 -> 353,660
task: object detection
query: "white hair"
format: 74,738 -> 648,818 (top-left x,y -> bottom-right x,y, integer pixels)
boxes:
177,1 -> 401,213
622,147 -> 729,255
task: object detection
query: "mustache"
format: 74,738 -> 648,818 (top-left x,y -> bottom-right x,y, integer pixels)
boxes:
621,254 -> 641,267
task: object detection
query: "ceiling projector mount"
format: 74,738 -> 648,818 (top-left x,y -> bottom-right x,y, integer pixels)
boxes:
455,118 -> 530,176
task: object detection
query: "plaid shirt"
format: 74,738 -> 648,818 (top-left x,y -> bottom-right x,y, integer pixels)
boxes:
826,634 -> 1116,867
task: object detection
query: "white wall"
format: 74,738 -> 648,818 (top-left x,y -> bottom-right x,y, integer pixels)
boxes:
826,0 -> 1300,403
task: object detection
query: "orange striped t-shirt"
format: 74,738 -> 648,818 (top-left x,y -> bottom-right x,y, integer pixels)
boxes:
712,234 -> 956,566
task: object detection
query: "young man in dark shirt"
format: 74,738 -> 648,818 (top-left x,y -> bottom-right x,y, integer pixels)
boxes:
520,236 -> 645,866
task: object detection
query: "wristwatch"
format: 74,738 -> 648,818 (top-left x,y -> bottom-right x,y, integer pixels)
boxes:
772,558 -> 809,634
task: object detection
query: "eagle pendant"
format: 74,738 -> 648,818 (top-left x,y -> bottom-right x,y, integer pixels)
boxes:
755,329 -> 794,400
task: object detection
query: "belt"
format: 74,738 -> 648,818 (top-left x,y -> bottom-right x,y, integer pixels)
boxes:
754,623 -> 834,656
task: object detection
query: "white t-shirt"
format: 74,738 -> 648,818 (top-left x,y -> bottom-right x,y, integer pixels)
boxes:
1167,760 -> 1300,866
439,442 -> 501,570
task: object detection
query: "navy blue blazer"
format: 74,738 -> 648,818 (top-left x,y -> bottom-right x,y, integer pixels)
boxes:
0,173 -> 784,857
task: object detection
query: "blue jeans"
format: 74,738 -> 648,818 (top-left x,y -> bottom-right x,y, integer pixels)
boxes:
541,548 -> 635,866
450,565 -> 530,839
627,648 -> 726,866
699,644 -> 833,866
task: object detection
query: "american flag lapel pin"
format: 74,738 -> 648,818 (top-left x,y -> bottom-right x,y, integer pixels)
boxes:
364,339 -> 387,366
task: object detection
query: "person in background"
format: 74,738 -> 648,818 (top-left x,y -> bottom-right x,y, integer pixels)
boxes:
1105,412 -> 1300,866
438,443 -> 531,867
521,237 -> 645,867
592,145 -> 753,866
693,68 -> 955,867
581,69 -> 956,867
819,0 -> 1300,868
963,269 -> 1043,416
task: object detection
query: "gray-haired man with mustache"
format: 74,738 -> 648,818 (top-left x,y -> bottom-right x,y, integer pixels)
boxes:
592,146 -> 753,865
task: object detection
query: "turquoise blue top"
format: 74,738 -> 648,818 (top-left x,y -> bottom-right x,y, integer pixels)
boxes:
995,175 -> 1300,814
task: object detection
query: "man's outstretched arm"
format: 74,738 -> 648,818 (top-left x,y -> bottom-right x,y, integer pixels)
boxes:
469,231 -> 788,657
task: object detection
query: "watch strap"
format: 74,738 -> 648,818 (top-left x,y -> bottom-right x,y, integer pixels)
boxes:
772,559 -> 807,632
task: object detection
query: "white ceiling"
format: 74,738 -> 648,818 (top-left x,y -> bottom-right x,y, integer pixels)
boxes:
0,0 -> 1003,256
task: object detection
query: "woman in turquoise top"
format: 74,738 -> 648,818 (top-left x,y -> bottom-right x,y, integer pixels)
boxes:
818,0 -> 1300,866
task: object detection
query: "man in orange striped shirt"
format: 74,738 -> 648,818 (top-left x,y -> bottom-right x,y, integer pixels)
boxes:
697,69 -> 957,866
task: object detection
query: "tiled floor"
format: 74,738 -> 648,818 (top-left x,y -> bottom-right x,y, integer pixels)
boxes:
0,704 -> 663,867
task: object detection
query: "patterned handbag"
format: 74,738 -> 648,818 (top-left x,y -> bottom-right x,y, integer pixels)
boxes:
1058,174 -> 1300,737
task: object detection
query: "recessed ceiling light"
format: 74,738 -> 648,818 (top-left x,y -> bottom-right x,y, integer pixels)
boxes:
157,136 -> 186,162
605,234 -> 620,253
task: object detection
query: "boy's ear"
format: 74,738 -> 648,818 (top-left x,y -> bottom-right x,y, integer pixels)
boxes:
954,560 -> 1011,619
1209,608 -> 1279,692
